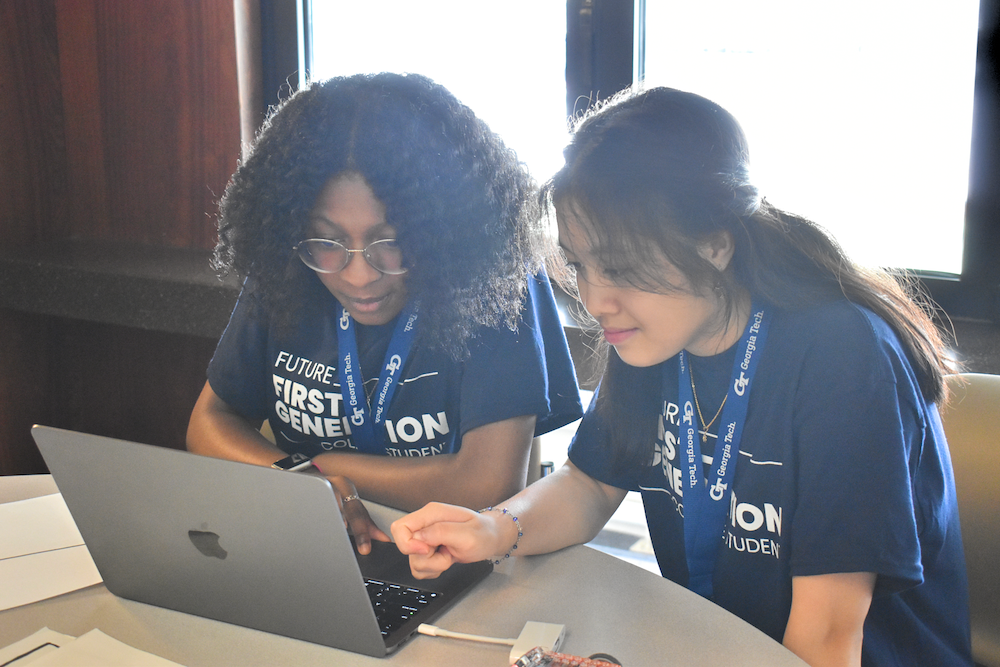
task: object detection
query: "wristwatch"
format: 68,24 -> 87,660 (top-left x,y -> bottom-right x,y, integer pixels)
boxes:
271,452 -> 313,472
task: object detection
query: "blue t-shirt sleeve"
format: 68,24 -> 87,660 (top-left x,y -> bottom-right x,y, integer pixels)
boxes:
567,383 -> 641,491
786,307 -> 926,595
206,283 -> 272,423
459,272 -> 583,438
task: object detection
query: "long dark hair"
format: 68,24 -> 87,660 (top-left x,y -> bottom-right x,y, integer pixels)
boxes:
216,72 -> 542,357
544,86 -> 952,470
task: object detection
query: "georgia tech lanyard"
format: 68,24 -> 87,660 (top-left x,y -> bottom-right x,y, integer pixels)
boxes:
674,305 -> 770,599
336,302 -> 418,453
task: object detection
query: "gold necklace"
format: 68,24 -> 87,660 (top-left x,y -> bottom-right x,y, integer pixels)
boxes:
690,367 -> 727,443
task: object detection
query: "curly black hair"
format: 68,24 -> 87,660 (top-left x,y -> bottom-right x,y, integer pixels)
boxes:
215,72 -> 543,357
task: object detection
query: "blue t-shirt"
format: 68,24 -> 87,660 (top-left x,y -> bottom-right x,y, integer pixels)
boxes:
569,301 -> 972,666
208,272 -> 583,459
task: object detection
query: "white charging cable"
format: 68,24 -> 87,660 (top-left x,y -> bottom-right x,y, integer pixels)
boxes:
418,621 -> 566,665
417,623 -> 516,645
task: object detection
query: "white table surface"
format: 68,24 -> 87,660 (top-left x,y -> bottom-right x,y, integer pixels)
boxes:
0,475 -> 806,666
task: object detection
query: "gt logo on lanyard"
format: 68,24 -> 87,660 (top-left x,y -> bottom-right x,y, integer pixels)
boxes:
673,306 -> 770,599
336,302 -> 418,452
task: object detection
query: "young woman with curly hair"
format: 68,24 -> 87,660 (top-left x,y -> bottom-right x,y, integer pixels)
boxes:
392,87 -> 972,666
187,73 -> 582,553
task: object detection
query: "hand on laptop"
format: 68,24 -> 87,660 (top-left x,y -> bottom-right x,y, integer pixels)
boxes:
391,502 -> 514,579
327,474 -> 391,555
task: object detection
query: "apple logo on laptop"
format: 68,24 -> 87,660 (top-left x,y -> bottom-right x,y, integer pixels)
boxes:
188,529 -> 228,560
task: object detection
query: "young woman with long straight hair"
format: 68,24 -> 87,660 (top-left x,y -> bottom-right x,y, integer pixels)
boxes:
391,87 -> 972,667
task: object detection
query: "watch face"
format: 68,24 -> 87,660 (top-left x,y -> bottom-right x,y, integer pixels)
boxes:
271,452 -> 312,471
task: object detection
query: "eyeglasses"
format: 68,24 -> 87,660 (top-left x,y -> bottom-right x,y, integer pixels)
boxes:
292,238 -> 407,275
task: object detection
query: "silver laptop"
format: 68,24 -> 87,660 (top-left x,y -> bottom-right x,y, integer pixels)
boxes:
31,425 -> 492,657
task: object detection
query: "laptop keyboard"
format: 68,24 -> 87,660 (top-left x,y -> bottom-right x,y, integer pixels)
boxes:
365,578 -> 441,636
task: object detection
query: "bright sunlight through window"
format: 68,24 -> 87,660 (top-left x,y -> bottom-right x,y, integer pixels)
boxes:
311,1 -> 980,274
643,0 -> 980,274
310,1 -> 568,184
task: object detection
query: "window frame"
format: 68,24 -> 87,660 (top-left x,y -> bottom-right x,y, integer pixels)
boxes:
258,0 -> 312,110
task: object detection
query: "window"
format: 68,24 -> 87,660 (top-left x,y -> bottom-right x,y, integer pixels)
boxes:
644,1 -> 980,276
263,0 -> 1000,320
309,1 -> 568,183
570,0 -> 999,320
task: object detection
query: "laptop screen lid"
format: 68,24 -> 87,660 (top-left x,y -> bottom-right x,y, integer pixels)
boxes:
31,425 -> 492,657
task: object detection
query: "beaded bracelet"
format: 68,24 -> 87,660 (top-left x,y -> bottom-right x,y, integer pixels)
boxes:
477,506 -> 522,565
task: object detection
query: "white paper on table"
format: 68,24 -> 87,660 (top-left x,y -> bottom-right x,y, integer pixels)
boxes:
0,493 -> 103,611
0,493 -> 84,560
0,627 -> 76,666
24,629 -> 186,667
0,628 -> 186,667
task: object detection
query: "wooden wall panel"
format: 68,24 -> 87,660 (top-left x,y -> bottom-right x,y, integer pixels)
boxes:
0,314 -> 219,476
47,320 -> 218,453
55,0 -> 109,240
1,0 -> 245,474
0,0 -> 68,246
0,1 -> 62,474
56,0 -> 242,249
0,310 -> 52,475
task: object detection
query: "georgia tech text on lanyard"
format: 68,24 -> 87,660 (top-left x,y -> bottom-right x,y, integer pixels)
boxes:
336,302 -> 418,453
675,305 -> 770,599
